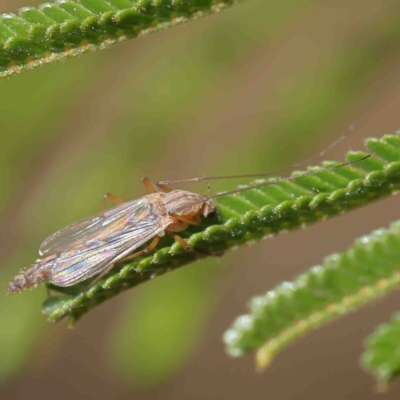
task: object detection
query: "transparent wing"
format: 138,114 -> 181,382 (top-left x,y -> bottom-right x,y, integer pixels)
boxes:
40,197 -> 150,256
48,218 -> 170,286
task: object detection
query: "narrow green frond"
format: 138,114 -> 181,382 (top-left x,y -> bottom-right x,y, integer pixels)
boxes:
223,220 -> 400,371
0,0 -> 241,79
41,131 -> 400,324
362,312 -> 400,384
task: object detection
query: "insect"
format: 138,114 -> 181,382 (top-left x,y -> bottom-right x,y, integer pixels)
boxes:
8,177 -> 215,295
8,155 -> 370,306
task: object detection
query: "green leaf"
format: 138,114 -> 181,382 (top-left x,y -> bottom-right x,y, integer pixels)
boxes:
223,218 -> 400,371
0,0 -> 242,79
40,131 -> 400,323
362,312 -> 400,384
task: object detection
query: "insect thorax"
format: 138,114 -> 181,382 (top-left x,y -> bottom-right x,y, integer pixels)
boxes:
162,190 -> 214,217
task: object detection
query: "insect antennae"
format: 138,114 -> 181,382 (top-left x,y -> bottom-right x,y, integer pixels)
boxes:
207,155 -> 371,200
157,126 -> 355,187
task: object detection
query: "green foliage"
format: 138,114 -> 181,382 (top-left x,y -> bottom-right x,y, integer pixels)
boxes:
224,221 -> 400,369
4,1 -> 400,390
0,0 -> 240,78
222,135 -> 400,383
1,1 -> 299,385
362,312 -> 400,384
42,132 -> 400,325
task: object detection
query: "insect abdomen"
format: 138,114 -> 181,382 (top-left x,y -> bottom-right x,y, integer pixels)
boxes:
8,263 -> 50,294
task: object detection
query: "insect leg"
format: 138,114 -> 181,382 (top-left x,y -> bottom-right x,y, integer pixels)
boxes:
172,214 -> 202,226
166,231 -> 191,251
142,177 -> 173,193
156,182 -> 174,192
167,229 -> 224,257
101,193 -> 124,212
142,177 -> 163,194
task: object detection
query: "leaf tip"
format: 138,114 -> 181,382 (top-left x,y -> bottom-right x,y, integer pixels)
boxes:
255,346 -> 274,371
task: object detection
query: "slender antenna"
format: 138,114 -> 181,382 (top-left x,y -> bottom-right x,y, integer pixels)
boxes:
208,155 -> 370,199
158,125 -> 355,186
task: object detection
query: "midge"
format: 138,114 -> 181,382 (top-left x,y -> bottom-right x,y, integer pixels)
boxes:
8,156 -> 370,297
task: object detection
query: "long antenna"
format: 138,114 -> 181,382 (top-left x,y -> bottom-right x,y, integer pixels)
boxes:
158,126 -> 355,186
207,155 -> 370,199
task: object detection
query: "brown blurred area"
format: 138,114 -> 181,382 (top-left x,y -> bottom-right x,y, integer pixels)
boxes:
2,1 -> 400,399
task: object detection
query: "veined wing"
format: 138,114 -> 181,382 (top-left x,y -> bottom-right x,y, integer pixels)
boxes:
39,196 -> 158,256
48,212 -> 173,286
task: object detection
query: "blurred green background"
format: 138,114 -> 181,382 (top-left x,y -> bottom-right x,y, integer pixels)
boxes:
2,0 -> 400,398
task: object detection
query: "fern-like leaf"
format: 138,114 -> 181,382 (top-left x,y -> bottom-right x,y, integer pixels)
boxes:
0,0 -> 240,78
362,312 -> 400,384
223,216 -> 400,372
40,132 -> 400,324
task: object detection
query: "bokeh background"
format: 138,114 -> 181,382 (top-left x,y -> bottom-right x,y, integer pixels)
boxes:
2,0 -> 400,398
